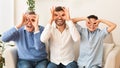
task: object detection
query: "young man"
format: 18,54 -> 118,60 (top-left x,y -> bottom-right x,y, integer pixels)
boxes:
72,15 -> 116,68
40,6 -> 80,68
2,12 -> 48,68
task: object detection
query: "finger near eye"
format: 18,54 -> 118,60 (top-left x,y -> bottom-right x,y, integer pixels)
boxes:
62,14 -> 65,16
25,18 -> 29,22
87,22 -> 90,24
31,19 -> 35,22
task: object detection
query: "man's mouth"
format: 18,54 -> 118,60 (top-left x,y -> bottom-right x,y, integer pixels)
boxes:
57,20 -> 63,22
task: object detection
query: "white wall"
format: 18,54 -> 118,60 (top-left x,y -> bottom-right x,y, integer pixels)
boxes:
0,0 -> 14,34
15,0 -> 120,45
14,0 -> 27,25
36,0 -> 120,45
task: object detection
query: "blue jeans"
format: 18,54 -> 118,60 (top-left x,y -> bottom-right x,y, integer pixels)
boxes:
17,59 -> 48,68
47,61 -> 78,68
79,66 -> 102,68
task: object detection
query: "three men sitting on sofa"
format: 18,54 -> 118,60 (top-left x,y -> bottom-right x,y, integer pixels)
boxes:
2,6 -> 116,68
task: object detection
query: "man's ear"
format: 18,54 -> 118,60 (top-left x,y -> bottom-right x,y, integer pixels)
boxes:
86,22 -> 90,26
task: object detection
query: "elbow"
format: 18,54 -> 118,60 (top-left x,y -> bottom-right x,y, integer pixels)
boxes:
1,36 -> 9,42
112,24 -> 117,31
108,24 -> 117,32
40,37 -> 45,43
74,36 -> 80,42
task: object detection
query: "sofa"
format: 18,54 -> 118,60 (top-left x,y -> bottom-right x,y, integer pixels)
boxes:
2,33 -> 120,68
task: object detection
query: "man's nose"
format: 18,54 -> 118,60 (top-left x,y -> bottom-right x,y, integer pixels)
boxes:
89,23 -> 94,27
58,16 -> 62,19
27,22 -> 32,25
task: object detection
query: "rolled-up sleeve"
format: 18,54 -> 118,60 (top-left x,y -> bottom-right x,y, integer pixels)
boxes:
66,20 -> 80,42
40,24 -> 52,43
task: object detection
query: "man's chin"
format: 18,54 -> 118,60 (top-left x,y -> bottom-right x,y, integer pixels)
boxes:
89,29 -> 95,32
56,22 -> 65,26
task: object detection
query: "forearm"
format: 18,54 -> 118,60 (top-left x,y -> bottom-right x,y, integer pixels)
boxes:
40,24 -> 51,43
71,17 -> 87,24
34,26 -> 39,32
100,19 -> 117,32
66,20 -> 80,42
2,27 -> 19,42
16,23 -> 23,29
49,18 -> 54,25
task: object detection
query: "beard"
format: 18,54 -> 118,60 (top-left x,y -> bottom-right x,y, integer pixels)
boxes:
55,19 -> 65,26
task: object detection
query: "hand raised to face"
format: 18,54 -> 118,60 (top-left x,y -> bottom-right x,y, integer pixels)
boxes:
49,6 -> 71,25
86,18 -> 100,26
62,7 -> 70,20
49,6 -> 55,24
95,19 -> 101,24
86,18 -> 100,32
28,14 -> 39,28
21,14 -> 29,26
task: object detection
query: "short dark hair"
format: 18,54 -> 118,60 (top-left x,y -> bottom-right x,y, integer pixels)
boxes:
55,6 -> 64,11
87,15 -> 98,20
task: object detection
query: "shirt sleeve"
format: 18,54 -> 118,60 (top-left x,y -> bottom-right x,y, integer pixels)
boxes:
66,20 -> 80,42
100,27 -> 109,39
34,30 -> 45,50
1,27 -> 19,42
40,24 -> 52,43
15,26 -> 18,30
75,24 -> 82,33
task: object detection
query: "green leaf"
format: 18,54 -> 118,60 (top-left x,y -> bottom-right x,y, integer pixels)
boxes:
26,0 -> 35,12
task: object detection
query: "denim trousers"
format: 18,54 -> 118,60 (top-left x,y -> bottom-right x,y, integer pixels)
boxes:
17,59 -> 48,68
47,61 -> 78,68
79,66 -> 102,68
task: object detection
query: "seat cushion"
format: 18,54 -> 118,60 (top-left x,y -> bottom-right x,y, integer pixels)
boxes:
103,43 -> 114,65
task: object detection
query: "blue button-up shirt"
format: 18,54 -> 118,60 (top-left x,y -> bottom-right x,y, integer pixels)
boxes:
76,24 -> 109,68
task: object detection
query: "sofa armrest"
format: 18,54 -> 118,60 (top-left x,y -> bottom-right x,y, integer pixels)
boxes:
104,46 -> 120,68
3,46 -> 17,68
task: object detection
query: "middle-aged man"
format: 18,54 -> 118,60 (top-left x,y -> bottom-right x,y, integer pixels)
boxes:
40,6 -> 80,68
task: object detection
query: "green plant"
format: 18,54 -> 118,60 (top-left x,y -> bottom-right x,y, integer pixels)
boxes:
0,35 -> 5,68
0,34 -> 14,68
26,0 -> 35,12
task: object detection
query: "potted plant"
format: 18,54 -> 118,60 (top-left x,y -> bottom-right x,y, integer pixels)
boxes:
0,34 -> 5,68
0,34 -> 14,68
26,0 -> 36,14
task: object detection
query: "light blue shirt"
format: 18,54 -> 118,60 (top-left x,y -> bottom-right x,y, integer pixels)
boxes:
76,24 -> 109,68
2,26 -> 47,61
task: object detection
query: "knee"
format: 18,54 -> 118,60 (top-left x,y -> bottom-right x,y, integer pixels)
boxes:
17,61 -> 32,68
47,62 -> 58,68
66,61 -> 78,68
36,61 -> 48,68
18,64 -> 32,68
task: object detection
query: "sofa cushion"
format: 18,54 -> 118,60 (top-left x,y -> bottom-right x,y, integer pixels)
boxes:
103,43 -> 114,65
104,33 -> 113,43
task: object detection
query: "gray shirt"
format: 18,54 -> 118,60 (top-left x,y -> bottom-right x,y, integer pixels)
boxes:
76,24 -> 109,68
